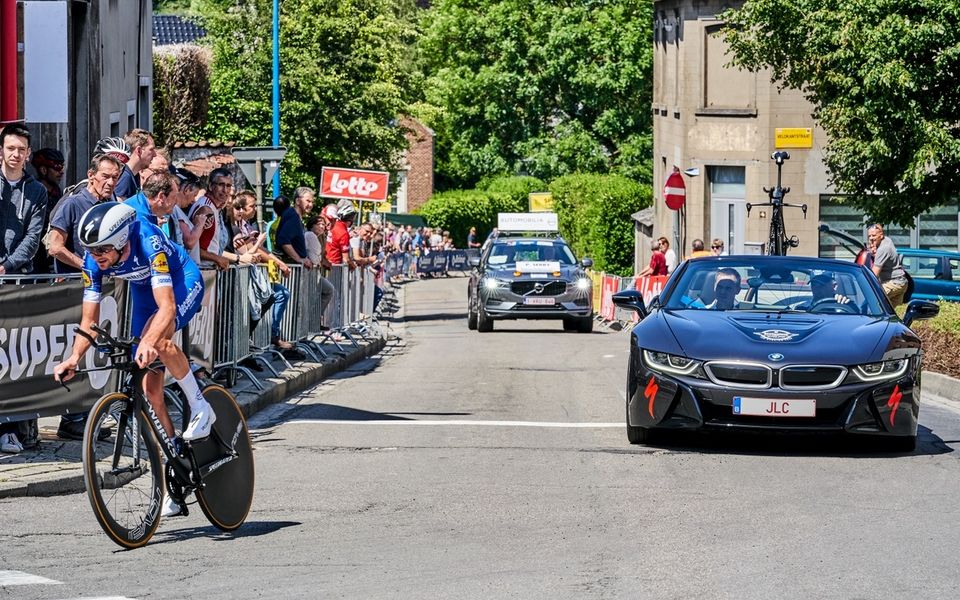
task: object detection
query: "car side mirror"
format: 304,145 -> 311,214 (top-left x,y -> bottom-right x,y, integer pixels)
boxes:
612,290 -> 648,319
903,299 -> 939,328
468,257 -> 481,268
581,257 -> 593,268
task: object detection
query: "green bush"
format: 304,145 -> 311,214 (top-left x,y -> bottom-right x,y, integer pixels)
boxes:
548,174 -> 651,276
482,176 -> 547,211
414,189 -> 523,248
913,301 -> 960,379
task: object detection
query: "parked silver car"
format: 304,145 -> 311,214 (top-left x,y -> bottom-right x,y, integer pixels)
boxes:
467,236 -> 594,332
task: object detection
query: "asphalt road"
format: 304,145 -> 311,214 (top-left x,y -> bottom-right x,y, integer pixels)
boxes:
2,276 -> 960,599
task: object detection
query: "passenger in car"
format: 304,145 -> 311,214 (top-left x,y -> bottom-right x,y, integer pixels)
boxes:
800,272 -> 851,309
706,268 -> 741,310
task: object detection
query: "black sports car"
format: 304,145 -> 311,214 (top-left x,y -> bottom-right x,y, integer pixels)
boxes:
613,256 -> 940,450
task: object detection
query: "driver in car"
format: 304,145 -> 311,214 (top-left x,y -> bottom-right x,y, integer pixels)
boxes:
803,272 -> 851,309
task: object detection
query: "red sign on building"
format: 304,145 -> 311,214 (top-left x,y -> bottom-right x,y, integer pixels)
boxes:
663,169 -> 686,211
320,167 -> 390,202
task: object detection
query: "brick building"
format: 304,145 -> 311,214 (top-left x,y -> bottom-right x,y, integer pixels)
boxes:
396,116 -> 434,213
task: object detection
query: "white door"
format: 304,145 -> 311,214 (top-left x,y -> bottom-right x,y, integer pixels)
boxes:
708,166 -> 746,254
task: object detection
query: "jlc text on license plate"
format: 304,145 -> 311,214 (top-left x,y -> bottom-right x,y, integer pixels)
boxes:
733,397 -> 816,417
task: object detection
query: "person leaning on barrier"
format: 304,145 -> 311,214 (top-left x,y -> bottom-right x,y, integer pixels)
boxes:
46,153 -> 123,273
328,201 -> 357,268
230,190 -> 296,349
274,186 -> 315,269
195,167 -> 252,271
304,214 -> 336,324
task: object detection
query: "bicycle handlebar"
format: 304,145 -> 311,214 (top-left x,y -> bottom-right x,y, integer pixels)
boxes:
58,325 -> 146,393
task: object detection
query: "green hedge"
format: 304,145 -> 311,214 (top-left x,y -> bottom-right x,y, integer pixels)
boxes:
481,175 -> 547,210
414,189 -> 523,247
548,174 -> 651,276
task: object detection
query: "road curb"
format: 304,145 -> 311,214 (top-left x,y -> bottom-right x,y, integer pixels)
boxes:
923,370 -> 960,404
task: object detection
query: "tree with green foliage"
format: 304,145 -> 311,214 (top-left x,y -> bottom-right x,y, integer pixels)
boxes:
417,0 -> 653,190
548,174 -> 651,276
722,1 -> 960,226
481,175 -> 546,211
196,0 -> 421,191
414,189 -> 523,247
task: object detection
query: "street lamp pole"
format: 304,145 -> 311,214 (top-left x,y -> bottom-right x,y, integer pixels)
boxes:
271,0 -> 281,199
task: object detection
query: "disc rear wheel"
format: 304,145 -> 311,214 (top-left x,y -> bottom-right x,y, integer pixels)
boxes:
192,385 -> 255,531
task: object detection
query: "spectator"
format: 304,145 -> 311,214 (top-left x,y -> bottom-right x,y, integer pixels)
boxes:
690,238 -> 712,258
638,239 -> 668,277
139,147 -> 171,183
47,154 -> 122,273
113,129 -> 156,200
274,186 -> 315,269
29,148 -> 66,273
168,168 -> 206,265
867,224 -> 909,307
0,123 -> 48,276
228,190 -> 299,349
658,236 -> 677,274
327,201 -> 357,268
194,167 -> 248,271
0,124 -> 49,453
467,226 -> 481,248
125,171 -> 180,227
711,238 -> 726,256
304,214 -> 336,323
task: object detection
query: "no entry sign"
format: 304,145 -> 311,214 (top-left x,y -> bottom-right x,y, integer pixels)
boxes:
320,167 -> 390,202
663,170 -> 686,211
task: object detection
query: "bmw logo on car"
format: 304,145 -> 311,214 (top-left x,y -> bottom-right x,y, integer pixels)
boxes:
768,353 -> 785,362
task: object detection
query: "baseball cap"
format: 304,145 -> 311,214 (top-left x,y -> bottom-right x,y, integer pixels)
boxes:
811,272 -> 835,285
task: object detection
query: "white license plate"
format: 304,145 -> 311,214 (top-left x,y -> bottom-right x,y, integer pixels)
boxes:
733,397 -> 816,417
523,297 -> 555,306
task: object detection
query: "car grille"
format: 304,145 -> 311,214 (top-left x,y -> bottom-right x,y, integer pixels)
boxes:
511,280 -> 567,296
779,366 -> 847,390
704,362 -> 772,388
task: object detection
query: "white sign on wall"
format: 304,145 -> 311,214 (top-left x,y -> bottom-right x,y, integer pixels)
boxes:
24,2 -> 69,123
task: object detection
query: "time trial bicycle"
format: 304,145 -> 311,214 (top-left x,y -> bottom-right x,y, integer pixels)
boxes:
746,151 -> 808,256
63,323 -> 255,549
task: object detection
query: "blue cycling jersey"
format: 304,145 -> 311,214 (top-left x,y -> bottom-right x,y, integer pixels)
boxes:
82,220 -> 199,304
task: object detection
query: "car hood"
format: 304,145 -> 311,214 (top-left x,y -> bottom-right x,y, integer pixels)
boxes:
659,310 -> 896,364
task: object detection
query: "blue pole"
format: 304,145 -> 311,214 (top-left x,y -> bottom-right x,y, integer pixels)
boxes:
271,0 -> 281,198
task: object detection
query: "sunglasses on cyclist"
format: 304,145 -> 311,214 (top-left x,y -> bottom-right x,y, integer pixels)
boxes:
87,245 -> 116,256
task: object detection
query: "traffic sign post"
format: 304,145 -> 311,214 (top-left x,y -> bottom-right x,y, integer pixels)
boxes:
231,146 -> 287,228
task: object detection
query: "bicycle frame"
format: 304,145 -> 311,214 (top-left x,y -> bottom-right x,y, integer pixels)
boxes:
746,152 -> 808,256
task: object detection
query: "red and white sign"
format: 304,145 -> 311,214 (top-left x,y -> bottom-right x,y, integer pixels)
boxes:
663,169 -> 686,210
320,167 -> 390,202
634,275 -> 669,306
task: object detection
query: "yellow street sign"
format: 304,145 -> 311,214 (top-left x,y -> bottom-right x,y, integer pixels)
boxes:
775,127 -> 813,149
529,192 -> 554,212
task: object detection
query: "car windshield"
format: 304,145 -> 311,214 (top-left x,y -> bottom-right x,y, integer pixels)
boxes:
486,240 -> 577,266
661,258 -> 888,316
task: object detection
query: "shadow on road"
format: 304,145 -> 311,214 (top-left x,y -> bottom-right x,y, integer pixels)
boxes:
401,312 -> 467,322
638,424 -> 953,458
148,520 -> 302,547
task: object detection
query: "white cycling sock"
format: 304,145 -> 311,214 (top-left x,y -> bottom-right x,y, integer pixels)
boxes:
175,373 -> 207,411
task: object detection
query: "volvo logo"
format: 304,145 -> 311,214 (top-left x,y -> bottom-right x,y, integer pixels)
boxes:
768,353 -> 785,362
533,282 -> 544,294
754,329 -> 797,342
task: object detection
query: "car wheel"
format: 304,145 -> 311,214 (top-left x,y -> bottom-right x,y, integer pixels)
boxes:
562,318 -> 576,331
577,316 -> 593,333
467,297 -> 478,330
626,404 -> 649,444
477,306 -> 493,332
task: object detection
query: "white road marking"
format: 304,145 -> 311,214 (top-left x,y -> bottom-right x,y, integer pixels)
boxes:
0,570 -> 62,586
55,597 -> 137,600
288,419 -> 622,428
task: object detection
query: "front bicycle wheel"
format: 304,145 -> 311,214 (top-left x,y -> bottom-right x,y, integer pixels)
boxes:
82,393 -> 164,549
192,384 -> 255,531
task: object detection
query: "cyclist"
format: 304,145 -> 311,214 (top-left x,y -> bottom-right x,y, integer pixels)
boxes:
52,202 -> 216,446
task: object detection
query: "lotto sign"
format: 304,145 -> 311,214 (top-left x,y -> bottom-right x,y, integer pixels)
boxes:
320,167 -> 390,202
663,170 -> 686,210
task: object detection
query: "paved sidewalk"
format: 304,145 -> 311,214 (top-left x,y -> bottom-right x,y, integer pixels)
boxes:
0,286 -> 404,499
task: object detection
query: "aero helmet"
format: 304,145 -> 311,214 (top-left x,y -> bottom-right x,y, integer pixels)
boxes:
78,202 -> 138,250
93,137 -> 131,164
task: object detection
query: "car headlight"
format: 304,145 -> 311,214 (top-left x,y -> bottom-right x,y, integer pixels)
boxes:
851,358 -> 910,382
483,277 -> 508,291
575,277 -> 591,291
643,350 -> 702,376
